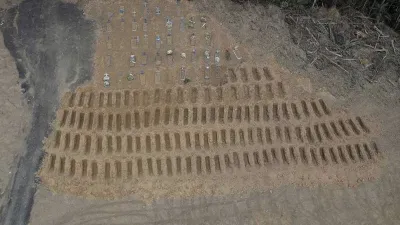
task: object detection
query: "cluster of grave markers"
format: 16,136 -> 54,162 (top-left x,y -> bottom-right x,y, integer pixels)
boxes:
103,0 -> 243,87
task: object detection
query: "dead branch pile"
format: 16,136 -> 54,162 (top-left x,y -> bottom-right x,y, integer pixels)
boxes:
285,7 -> 400,82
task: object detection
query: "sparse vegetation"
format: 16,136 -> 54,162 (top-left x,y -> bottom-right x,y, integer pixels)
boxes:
232,0 -> 400,32
230,0 -> 400,82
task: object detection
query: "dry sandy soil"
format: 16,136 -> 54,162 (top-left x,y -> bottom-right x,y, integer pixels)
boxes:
0,0 -> 21,9
0,0 -> 27,203
1,0 -> 400,224
0,1 -> 29,202
0,32 -> 30,210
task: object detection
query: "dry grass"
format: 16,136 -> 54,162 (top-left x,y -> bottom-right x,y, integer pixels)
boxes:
284,6 -> 400,82
231,0 -> 400,32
